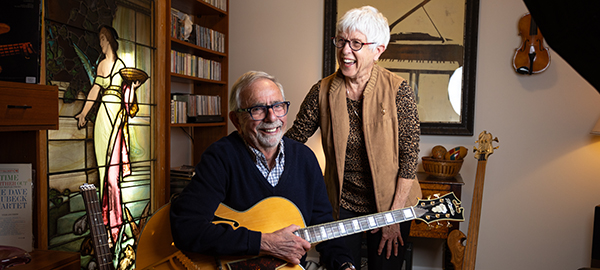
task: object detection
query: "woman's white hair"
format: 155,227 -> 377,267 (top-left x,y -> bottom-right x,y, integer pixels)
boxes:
336,6 -> 390,52
229,71 -> 285,111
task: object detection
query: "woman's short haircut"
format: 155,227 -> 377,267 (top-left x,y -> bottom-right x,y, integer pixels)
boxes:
336,6 -> 390,52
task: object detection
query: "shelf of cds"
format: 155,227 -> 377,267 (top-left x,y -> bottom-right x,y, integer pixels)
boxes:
170,165 -> 195,198
171,8 -> 225,54
170,50 -> 222,81
171,93 -> 223,123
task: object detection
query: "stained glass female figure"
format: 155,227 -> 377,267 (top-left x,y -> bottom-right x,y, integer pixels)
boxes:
75,25 -> 147,245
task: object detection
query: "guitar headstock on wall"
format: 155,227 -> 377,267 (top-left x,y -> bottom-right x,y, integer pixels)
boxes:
474,131 -> 499,161
413,192 -> 465,224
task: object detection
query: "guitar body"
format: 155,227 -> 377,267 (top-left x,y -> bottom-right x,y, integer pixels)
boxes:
212,197 -> 306,235
136,197 -> 306,270
136,194 -> 463,270
135,203 -> 179,269
447,229 -> 466,270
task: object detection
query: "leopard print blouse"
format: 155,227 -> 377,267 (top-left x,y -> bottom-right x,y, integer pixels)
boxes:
285,80 -> 420,214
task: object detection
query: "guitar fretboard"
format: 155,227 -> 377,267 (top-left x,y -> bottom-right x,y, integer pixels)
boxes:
80,183 -> 114,270
294,207 -> 416,244
0,43 -> 31,57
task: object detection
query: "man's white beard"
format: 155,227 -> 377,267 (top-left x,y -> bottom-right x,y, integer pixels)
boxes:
256,120 -> 284,148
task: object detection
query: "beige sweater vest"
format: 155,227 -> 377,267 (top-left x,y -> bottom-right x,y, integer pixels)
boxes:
318,65 -> 421,218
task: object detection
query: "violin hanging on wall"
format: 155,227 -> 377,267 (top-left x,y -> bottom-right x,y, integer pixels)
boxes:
513,13 -> 550,75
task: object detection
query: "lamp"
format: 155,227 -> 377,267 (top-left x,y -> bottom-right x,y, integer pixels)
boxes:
592,118 -> 600,135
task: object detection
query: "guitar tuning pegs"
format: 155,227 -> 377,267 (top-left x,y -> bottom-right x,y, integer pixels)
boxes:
433,193 -> 440,198
435,222 -> 443,229
446,222 -> 453,228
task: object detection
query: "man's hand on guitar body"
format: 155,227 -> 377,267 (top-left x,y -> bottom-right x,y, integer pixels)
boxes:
260,224 -> 311,265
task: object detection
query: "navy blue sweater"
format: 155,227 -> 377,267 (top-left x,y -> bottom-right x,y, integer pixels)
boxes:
170,132 -> 353,269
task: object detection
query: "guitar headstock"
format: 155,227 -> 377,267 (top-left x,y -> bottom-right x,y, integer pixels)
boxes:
474,130 -> 499,161
413,192 -> 464,224
79,183 -> 97,192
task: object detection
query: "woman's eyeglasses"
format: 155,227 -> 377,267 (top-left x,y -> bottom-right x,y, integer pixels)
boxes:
332,37 -> 375,51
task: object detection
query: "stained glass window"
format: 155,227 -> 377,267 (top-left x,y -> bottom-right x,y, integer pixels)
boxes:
45,0 -> 155,269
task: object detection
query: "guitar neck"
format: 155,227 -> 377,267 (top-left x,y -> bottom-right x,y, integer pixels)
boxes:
462,159 -> 488,270
0,43 -> 29,57
294,207 -> 417,244
80,184 -> 114,270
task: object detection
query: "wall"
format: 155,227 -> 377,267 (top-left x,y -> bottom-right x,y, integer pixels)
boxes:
229,1 -> 600,269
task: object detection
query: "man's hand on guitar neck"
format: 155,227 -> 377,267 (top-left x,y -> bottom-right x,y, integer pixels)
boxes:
260,224 -> 311,265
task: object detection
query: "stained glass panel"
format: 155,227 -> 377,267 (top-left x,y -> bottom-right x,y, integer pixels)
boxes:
45,1 -> 155,269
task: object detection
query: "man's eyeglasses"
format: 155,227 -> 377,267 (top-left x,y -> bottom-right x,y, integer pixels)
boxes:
332,37 -> 375,51
237,101 -> 290,121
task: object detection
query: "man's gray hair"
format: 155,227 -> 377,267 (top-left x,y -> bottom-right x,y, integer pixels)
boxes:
229,71 -> 285,111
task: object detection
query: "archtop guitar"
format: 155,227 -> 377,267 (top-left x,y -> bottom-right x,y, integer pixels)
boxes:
137,193 -> 464,270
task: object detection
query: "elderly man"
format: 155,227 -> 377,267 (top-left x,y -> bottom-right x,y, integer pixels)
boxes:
170,71 -> 355,270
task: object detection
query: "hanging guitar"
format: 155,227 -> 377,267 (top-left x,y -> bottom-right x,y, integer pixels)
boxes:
136,193 -> 465,270
0,23 -> 36,74
447,131 -> 499,270
80,183 -> 115,270
513,13 -> 550,75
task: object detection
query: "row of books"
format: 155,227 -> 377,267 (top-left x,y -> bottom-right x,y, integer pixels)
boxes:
173,93 -> 222,116
170,165 -> 195,197
171,99 -> 187,124
171,50 -> 222,81
191,24 -> 225,53
171,93 -> 224,123
171,8 -> 226,53
203,0 -> 227,11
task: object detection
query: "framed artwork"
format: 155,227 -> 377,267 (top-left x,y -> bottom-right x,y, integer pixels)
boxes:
324,0 -> 480,135
0,0 -> 41,83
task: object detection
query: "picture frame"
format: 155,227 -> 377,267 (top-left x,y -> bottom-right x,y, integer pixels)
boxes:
0,0 -> 42,84
323,0 -> 480,135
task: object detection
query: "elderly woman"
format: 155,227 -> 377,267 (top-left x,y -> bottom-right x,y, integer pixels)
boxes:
285,6 -> 421,270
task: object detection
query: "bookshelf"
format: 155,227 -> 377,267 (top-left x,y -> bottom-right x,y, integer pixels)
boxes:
161,0 -> 228,200
0,82 -> 58,249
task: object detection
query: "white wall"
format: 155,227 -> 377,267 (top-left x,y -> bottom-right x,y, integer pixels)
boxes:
227,0 -> 327,162
229,1 -> 600,269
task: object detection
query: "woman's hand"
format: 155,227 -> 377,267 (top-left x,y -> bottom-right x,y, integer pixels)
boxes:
132,80 -> 141,89
260,224 -> 311,265
75,84 -> 101,129
372,223 -> 403,259
371,177 -> 413,258
74,113 -> 87,128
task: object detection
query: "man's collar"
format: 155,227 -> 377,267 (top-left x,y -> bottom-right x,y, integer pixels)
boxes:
237,132 -> 285,162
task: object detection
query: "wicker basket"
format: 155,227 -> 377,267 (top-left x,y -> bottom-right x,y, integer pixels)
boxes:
422,156 -> 464,178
